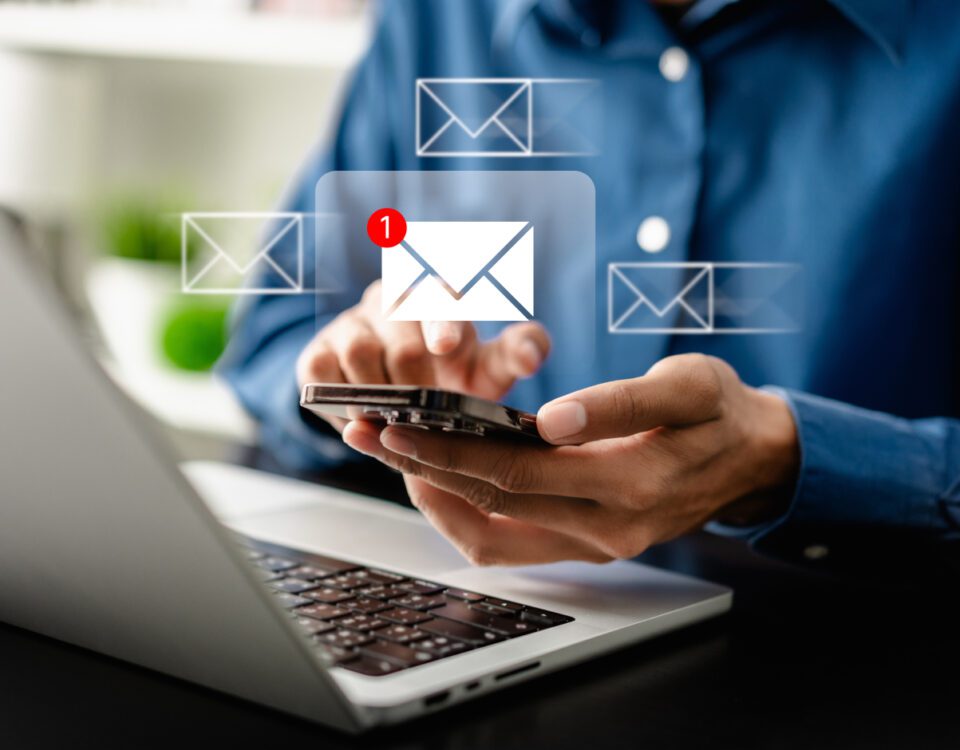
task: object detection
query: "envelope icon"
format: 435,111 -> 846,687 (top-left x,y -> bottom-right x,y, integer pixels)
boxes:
416,78 -> 598,157
608,263 -> 713,334
382,221 -> 534,321
181,212 -> 303,295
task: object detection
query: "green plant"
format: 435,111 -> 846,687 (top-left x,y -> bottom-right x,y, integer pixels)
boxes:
159,300 -> 230,372
103,200 -> 196,263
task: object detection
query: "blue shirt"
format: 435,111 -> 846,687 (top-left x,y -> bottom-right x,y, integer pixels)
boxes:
219,0 -> 960,573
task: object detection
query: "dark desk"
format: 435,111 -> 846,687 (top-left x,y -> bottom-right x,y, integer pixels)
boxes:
3,459 -> 957,749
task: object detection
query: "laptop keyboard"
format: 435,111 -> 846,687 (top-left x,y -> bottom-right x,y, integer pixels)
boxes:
237,535 -> 574,677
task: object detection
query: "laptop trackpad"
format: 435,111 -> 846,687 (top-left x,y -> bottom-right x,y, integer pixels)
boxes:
185,462 -> 468,576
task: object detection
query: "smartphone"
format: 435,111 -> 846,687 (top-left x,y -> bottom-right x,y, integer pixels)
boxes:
300,384 -> 544,442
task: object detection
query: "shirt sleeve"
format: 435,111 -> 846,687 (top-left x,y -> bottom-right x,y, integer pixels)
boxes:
706,387 -> 960,578
216,8 -> 403,472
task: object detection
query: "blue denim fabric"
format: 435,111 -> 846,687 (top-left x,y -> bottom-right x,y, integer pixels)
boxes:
219,0 -> 960,568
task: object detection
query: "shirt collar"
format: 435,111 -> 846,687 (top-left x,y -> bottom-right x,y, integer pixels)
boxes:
495,0 -> 912,63
827,0 -> 912,62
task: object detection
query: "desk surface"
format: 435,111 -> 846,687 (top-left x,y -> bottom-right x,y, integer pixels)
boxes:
3,459 -> 957,749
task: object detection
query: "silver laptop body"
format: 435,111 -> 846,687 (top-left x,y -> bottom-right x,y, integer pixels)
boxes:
0,219 -> 731,732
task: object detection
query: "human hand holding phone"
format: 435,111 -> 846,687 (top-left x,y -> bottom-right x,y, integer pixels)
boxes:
296,280 -> 550,432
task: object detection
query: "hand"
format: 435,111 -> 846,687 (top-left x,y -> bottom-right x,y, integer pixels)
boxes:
296,280 -> 550,432
342,354 -> 800,565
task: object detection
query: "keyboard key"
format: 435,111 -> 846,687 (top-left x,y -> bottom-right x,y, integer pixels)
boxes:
379,607 -> 433,626
444,588 -> 484,603
415,637 -> 472,658
273,592 -> 313,609
471,601 -> 519,617
257,556 -> 299,573
378,625 -> 429,644
337,614 -> 389,632
483,597 -> 523,612
303,587 -> 354,604
341,655 -> 405,676
286,565 -> 335,581
270,578 -> 322,595
367,569 -> 408,583
314,643 -> 359,666
320,629 -> 375,649
419,618 -> 503,646
361,584 -> 410,600
520,608 -> 574,627
325,570 -> 407,589
348,598 -> 393,615
397,580 -> 446,596
294,617 -> 338,636
361,639 -> 435,667
430,600 -> 538,636
297,552 -> 361,574
391,594 -> 445,611
296,603 -> 349,621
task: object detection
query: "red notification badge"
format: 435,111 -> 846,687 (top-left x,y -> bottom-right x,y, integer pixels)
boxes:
367,208 -> 407,248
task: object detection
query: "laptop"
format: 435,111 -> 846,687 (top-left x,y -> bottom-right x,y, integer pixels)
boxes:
0,214 -> 731,733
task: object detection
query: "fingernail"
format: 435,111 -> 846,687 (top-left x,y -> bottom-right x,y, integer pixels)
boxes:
538,400 -> 587,440
381,428 -> 418,457
517,338 -> 543,374
425,322 -> 459,352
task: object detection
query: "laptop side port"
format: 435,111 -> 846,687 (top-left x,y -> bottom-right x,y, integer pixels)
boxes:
423,690 -> 450,707
494,661 -> 541,681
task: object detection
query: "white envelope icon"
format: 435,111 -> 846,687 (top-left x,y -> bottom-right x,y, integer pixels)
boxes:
382,221 -> 534,322
181,212 -> 303,295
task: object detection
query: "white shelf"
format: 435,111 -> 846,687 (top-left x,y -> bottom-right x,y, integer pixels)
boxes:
0,4 -> 370,68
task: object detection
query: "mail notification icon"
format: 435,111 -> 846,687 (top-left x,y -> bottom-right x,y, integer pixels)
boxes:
381,221 -> 534,322
181,212 -> 303,295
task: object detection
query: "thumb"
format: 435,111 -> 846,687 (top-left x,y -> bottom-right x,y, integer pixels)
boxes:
536,354 -> 726,444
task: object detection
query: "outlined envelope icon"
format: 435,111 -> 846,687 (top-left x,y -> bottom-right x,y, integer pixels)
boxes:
609,263 -> 712,334
382,221 -> 534,321
608,262 -> 802,334
181,212 -> 303,295
416,78 -> 598,157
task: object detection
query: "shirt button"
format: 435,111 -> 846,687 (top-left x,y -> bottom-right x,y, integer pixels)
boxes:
803,544 -> 830,561
636,216 -> 671,253
580,28 -> 601,48
659,46 -> 690,82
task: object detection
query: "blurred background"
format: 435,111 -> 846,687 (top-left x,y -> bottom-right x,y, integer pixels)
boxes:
0,0 -> 372,460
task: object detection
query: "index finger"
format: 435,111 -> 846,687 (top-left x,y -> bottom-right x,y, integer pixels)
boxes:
420,320 -> 472,355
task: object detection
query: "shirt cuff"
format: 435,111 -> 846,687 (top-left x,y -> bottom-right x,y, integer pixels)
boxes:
707,387 -> 951,565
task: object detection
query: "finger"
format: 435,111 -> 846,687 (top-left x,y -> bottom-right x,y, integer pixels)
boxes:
371,319 -> 435,385
297,339 -> 349,432
536,354 -> 725,444
326,314 -> 388,384
374,424 -> 595,498
344,420 -> 594,530
467,322 -> 550,398
403,476 -> 610,566
420,321 -> 471,356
